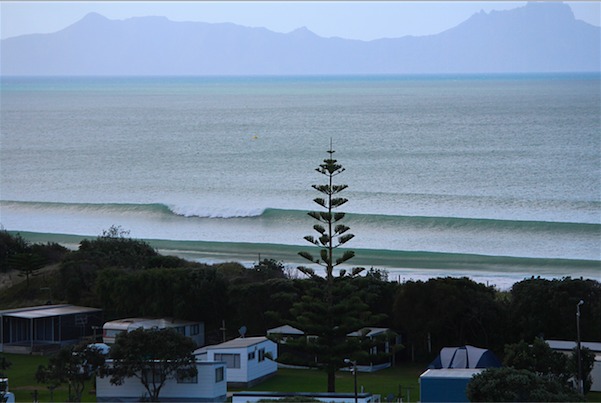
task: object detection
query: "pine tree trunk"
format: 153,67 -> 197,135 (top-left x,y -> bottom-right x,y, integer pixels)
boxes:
327,368 -> 336,392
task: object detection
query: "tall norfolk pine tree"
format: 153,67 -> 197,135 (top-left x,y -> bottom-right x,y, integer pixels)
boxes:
298,146 -> 359,279
287,146 -> 373,393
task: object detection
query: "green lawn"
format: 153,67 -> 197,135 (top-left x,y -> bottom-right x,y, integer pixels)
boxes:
232,364 -> 426,402
2,353 -> 96,402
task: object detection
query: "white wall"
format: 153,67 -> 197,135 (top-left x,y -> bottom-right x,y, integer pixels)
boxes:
96,361 -> 226,402
208,339 -> 277,383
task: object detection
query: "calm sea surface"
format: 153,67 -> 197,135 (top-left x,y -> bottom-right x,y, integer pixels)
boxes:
1,74 -> 599,287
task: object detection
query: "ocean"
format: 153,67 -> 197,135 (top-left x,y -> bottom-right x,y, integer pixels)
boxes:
1,74 -> 599,289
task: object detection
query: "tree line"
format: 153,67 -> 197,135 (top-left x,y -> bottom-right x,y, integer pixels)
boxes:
2,228 -> 599,355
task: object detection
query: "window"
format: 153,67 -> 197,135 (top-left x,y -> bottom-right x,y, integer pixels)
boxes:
191,324 -> 200,335
176,368 -> 198,384
174,326 -> 186,335
258,348 -> 265,362
248,351 -> 256,360
215,367 -> 224,383
214,353 -> 241,368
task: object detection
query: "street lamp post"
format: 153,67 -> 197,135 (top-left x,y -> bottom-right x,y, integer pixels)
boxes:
344,359 -> 358,403
576,300 -> 584,395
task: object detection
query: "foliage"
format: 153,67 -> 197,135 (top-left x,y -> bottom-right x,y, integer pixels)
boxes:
7,252 -> 45,290
0,355 -> 11,377
0,231 -> 68,275
95,267 -> 227,328
57,226 -> 159,304
298,146 -> 358,279
568,346 -> 596,394
227,277 -> 301,336
393,277 -> 506,358
0,230 -> 29,272
283,276 -> 379,392
103,328 -> 197,402
288,146 -> 378,392
466,367 -> 584,402
509,277 -> 601,342
35,343 -> 106,402
503,337 -> 569,380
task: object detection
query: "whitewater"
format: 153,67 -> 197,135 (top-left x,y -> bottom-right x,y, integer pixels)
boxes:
1,74 -> 599,288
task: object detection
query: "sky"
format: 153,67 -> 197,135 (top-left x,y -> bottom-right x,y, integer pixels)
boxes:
1,1 -> 600,41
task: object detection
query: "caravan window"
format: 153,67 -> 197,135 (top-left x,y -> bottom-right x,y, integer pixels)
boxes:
214,353 -> 240,368
176,368 -> 198,384
215,367 -> 224,383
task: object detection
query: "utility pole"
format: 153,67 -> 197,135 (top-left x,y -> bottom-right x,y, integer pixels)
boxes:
576,300 -> 584,395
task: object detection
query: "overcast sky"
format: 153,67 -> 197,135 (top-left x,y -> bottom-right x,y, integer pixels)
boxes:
1,1 -> 600,41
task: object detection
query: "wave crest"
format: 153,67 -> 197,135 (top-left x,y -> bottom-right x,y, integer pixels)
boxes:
166,204 -> 266,219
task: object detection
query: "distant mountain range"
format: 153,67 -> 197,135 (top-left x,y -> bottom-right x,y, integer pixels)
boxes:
1,2 -> 599,76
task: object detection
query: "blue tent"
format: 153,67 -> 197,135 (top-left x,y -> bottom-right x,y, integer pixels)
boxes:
427,345 -> 501,369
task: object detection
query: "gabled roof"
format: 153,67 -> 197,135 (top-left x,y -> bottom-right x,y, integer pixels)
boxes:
267,325 -> 304,335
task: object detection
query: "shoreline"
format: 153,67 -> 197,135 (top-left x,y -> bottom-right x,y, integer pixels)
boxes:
11,230 -> 600,290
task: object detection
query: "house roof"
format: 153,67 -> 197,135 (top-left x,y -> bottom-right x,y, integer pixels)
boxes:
420,368 -> 485,379
199,337 -> 270,352
267,325 -> 304,335
0,304 -> 101,319
546,339 -> 601,353
102,317 -> 200,330
347,327 -> 391,337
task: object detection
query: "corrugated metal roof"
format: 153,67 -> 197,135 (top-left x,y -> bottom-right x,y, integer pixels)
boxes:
0,304 -> 101,319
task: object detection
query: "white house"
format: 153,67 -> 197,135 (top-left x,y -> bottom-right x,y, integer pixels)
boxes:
546,339 -> 601,392
102,318 -> 204,347
96,359 -> 227,402
195,336 -> 277,387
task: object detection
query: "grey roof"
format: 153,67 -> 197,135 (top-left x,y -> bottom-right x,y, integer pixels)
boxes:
204,337 -> 270,350
0,304 -> 101,319
420,369 -> 485,379
103,317 -> 200,330
347,327 -> 392,337
546,339 -> 601,353
267,325 -> 304,335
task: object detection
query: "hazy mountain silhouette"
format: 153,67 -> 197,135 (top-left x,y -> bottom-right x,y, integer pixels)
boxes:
1,2 -> 599,75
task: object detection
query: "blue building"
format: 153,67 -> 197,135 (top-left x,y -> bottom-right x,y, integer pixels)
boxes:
420,368 -> 484,403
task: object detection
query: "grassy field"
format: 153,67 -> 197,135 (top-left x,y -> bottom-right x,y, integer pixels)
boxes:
231,364 -> 426,402
2,353 -> 96,402
4,352 -> 601,402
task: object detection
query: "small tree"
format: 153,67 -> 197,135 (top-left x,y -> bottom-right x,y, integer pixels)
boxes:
8,252 -> 45,289
104,328 -> 197,402
466,367 -> 583,402
35,343 -> 105,402
0,355 -> 11,377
